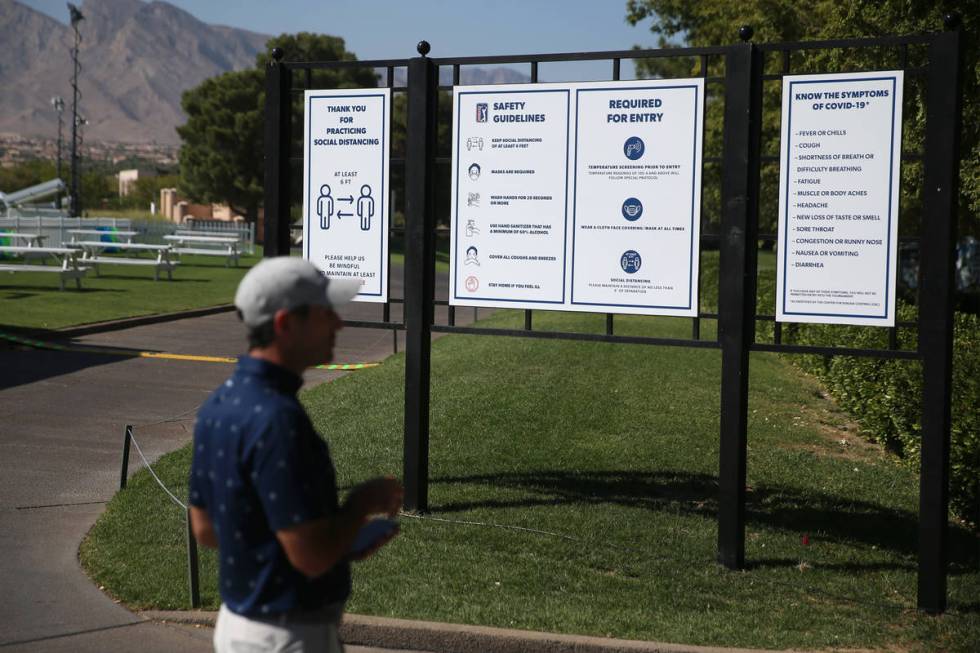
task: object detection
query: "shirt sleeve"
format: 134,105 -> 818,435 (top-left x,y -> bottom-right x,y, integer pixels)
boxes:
247,406 -> 331,532
188,421 -> 209,510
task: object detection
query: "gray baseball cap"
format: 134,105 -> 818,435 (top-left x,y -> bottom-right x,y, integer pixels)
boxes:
234,257 -> 362,327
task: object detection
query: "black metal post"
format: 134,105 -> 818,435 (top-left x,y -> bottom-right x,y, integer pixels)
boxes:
185,507 -> 201,608
717,36 -> 762,569
402,42 -> 438,513
263,48 -> 293,257
119,424 -> 132,490
916,27 -> 962,614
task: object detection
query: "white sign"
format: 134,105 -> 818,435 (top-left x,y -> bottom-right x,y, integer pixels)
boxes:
570,80 -> 703,316
450,84 -> 571,308
449,79 -> 704,317
303,89 -> 390,302
776,71 -> 903,326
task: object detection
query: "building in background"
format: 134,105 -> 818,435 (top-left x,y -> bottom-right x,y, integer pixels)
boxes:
159,187 -> 264,234
117,168 -> 157,196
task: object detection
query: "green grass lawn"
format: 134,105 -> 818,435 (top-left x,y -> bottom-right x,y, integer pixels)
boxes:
0,243 -> 450,330
80,306 -> 980,651
0,252 -> 262,330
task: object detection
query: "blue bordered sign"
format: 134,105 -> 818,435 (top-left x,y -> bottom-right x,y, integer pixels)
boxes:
570,79 -> 704,316
450,84 -> 572,309
302,89 -> 391,303
449,79 -> 704,317
775,71 -> 903,327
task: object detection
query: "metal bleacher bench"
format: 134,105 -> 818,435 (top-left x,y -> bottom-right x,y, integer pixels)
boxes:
0,232 -> 47,247
164,234 -> 240,267
66,229 -> 138,244
0,246 -> 87,290
68,241 -> 179,281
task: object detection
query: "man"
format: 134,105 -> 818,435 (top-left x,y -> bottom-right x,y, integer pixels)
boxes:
189,256 -> 403,652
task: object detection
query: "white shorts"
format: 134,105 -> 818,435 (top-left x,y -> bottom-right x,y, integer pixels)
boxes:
213,603 -> 345,653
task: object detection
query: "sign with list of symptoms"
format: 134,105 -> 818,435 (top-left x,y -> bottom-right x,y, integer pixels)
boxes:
776,71 -> 903,326
450,79 -> 704,317
303,88 -> 390,302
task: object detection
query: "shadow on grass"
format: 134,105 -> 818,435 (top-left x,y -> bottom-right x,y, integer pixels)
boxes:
92,275 -> 210,284
430,469 -> 979,572
0,285 -> 124,294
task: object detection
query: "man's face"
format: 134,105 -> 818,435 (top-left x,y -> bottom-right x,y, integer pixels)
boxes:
279,305 -> 344,368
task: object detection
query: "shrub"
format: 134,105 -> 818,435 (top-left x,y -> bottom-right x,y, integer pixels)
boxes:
777,304 -> 979,525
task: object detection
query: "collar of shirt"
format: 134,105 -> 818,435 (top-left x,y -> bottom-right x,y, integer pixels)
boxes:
236,355 -> 303,396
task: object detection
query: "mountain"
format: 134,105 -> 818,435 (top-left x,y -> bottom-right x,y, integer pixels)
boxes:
0,0 -> 532,147
0,0 -> 269,144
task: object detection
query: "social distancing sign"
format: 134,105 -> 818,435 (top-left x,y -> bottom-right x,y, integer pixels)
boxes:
303,88 -> 391,303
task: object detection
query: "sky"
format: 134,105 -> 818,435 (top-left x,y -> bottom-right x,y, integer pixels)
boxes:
22,0 -> 659,79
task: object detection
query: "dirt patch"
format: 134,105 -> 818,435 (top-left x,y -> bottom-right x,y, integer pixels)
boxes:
777,368 -> 889,463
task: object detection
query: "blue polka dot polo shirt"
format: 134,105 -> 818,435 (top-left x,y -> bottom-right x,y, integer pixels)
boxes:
188,355 -> 351,617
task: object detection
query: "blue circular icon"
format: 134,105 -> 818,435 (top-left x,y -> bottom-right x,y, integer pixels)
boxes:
621,250 -> 642,274
622,198 -> 643,221
623,136 -> 645,160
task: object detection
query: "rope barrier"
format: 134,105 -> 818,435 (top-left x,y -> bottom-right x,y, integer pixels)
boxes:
121,424 -> 200,607
127,430 -> 186,510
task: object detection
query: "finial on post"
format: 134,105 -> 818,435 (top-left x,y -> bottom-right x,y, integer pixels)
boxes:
738,25 -> 754,42
270,47 -> 284,63
417,40 -> 431,57
943,12 -> 961,31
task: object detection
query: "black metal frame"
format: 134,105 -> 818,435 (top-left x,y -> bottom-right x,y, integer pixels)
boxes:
263,27 -> 963,612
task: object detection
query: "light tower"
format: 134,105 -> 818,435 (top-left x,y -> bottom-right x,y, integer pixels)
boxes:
67,3 -> 84,217
51,96 -> 65,208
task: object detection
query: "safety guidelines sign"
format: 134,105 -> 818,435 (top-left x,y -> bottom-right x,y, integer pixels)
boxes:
303,88 -> 391,303
450,80 -> 705,316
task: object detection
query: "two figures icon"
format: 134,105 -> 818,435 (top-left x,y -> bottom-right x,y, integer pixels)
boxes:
317,184 -> 374,231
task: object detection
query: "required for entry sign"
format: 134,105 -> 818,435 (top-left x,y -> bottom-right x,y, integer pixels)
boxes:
449,79 -> 705,317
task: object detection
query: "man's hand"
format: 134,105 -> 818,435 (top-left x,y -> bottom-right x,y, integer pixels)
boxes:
346,476 -> 403,520
276,476 -> 403,578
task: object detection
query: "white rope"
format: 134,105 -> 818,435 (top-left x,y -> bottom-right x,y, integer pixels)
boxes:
128,431 -> 187,511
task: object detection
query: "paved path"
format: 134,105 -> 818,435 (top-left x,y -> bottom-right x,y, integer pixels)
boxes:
0,294 -> 462,652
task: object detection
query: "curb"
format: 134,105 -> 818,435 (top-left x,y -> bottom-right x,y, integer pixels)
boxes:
1,304 -> 236,340
139,610 -> 772,653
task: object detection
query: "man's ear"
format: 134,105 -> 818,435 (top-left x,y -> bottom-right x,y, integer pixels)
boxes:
272,308 -> 293,338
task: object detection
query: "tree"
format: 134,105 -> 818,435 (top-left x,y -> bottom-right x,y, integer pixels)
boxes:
177,33 -> 379,222
626,1 -> 979,237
